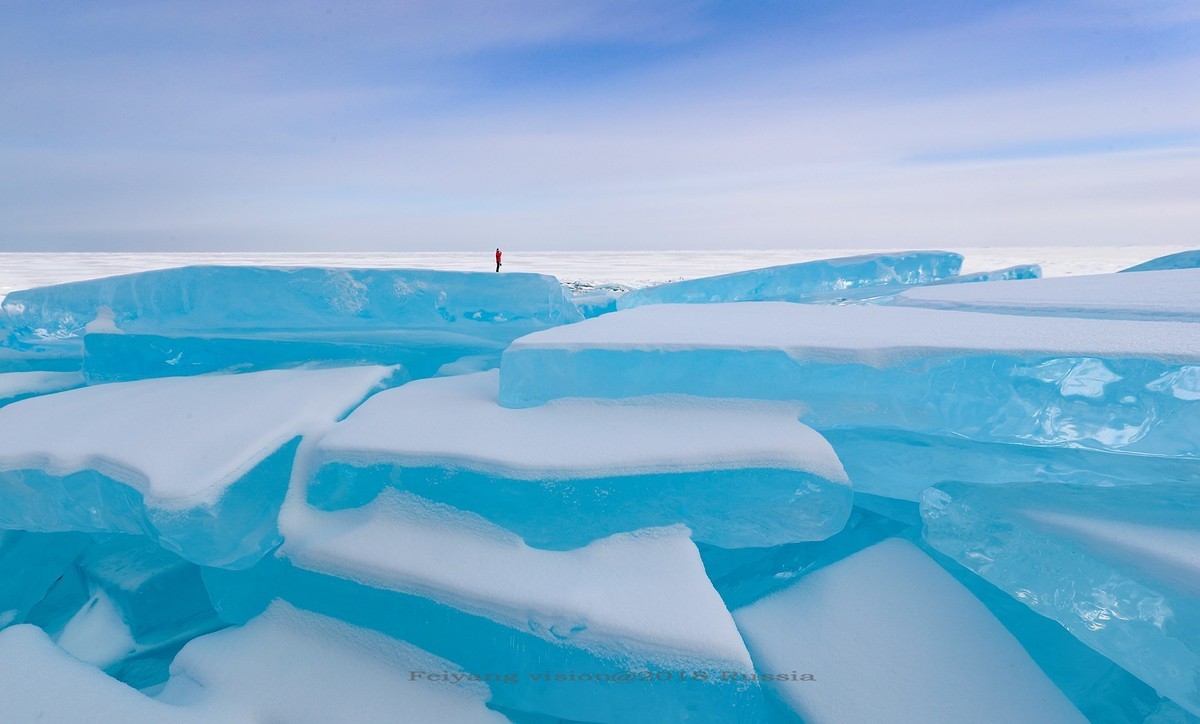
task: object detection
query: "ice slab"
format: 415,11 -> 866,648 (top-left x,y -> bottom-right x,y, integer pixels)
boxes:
3,266 -> 582,338
929,263 -> 1041,284
1122,249 -> 1200,273
310,370 -> 851,548
895,269 -> 1200,321
922,481 -> 1200,717
500,303 -> 1200,458
0,366 -> 395,567
0,602 -> 506,723
617,251 -> 962,309
4,266 -> 579,381
733,538 -> 1085,724
0,530 -> 91,628
205,490 -> 765,723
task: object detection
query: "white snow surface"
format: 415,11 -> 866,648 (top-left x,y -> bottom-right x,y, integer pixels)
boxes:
732,538 -> 1085,724
317,370 -> 848,482
0,602 -> 505,723
0,370 -> 83,400
507,303 -> 1200,366
897,268 -> 1200,319
0,366 -> 393,508
280,489 -> 755,670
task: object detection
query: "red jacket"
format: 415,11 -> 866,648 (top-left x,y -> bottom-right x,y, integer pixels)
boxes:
495,250 -> 502,263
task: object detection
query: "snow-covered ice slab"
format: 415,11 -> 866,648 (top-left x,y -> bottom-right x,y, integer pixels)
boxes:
895,268 -> 1200,321
500,303 -> 1200,458
617,251 -> 962,309
923,481 -> 1200,717
205,491 -> 765,723
0,601 -> 506,723
1122,249 -> 1200,273
310,370 -> 851,548
733,538 -> 1085,724
0,366 -> 395,568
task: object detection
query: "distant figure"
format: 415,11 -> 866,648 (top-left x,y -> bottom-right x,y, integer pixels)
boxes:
495,247 -> 502,272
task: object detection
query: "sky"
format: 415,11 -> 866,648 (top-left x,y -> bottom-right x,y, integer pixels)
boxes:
2,0 -> 1198,251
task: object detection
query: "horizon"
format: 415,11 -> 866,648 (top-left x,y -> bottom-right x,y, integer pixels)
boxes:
4,1 -> 1198,251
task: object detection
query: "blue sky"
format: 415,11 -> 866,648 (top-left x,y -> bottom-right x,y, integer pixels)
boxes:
2,0 -> 1198,250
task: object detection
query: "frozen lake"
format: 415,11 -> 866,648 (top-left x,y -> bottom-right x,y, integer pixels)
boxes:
0,245 -> 1191,298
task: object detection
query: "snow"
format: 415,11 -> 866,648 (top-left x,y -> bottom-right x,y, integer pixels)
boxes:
318,370 -> 847,483
0,366 -> 393,507
732,538 -> 1085,724
0,370 -> 84,402
896,268 -> 1200,321
0,602 -> 507,723
280,489 -> 755,670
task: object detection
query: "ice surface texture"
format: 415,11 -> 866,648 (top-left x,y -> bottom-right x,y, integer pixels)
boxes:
734,539 -> 1084,724
923,481 -> 1200,717
309,370 -> 851,548
617,250 -> 962,308
0,366 -> 394,567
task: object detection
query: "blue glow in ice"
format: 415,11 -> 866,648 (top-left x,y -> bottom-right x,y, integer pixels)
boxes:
616,251 -> 962,309
2,267 -> 580,380
922,481 -> 1200,717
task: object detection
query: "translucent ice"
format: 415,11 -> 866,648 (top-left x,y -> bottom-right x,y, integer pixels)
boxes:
499,303 -> 1200,459
2,266 -> 581,381
922,481 -> 1200,717
895,269 -> 1200,322
616,251 -> 962,309
0,366 -> 395,567
928,263 -> 1042,284
1122,250 -> 1200,273
205,490 -> 765,723
3,266 -> 581,338
310,370 -> 852,549
732,538 -> 1085,724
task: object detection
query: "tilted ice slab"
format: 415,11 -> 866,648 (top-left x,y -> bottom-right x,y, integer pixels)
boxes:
926,263 -> 1041,285
1122,249 -> 1200,272
500,303 -> 1200,458
3,266 -> 582,338
922,482 -> 1200,717
895,268 -> 1200,321
310,370 -> 851,548
733,538 -> 1084,724
0,602 -> 506,723
616,251 -> 962,309
205,491 -> 765,723
0,366 -> 395,568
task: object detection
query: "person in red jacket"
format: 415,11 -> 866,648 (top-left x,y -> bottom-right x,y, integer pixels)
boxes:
495,247 -> 502,272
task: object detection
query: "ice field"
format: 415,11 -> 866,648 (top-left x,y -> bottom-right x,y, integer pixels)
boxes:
0,246 -> 1198,722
